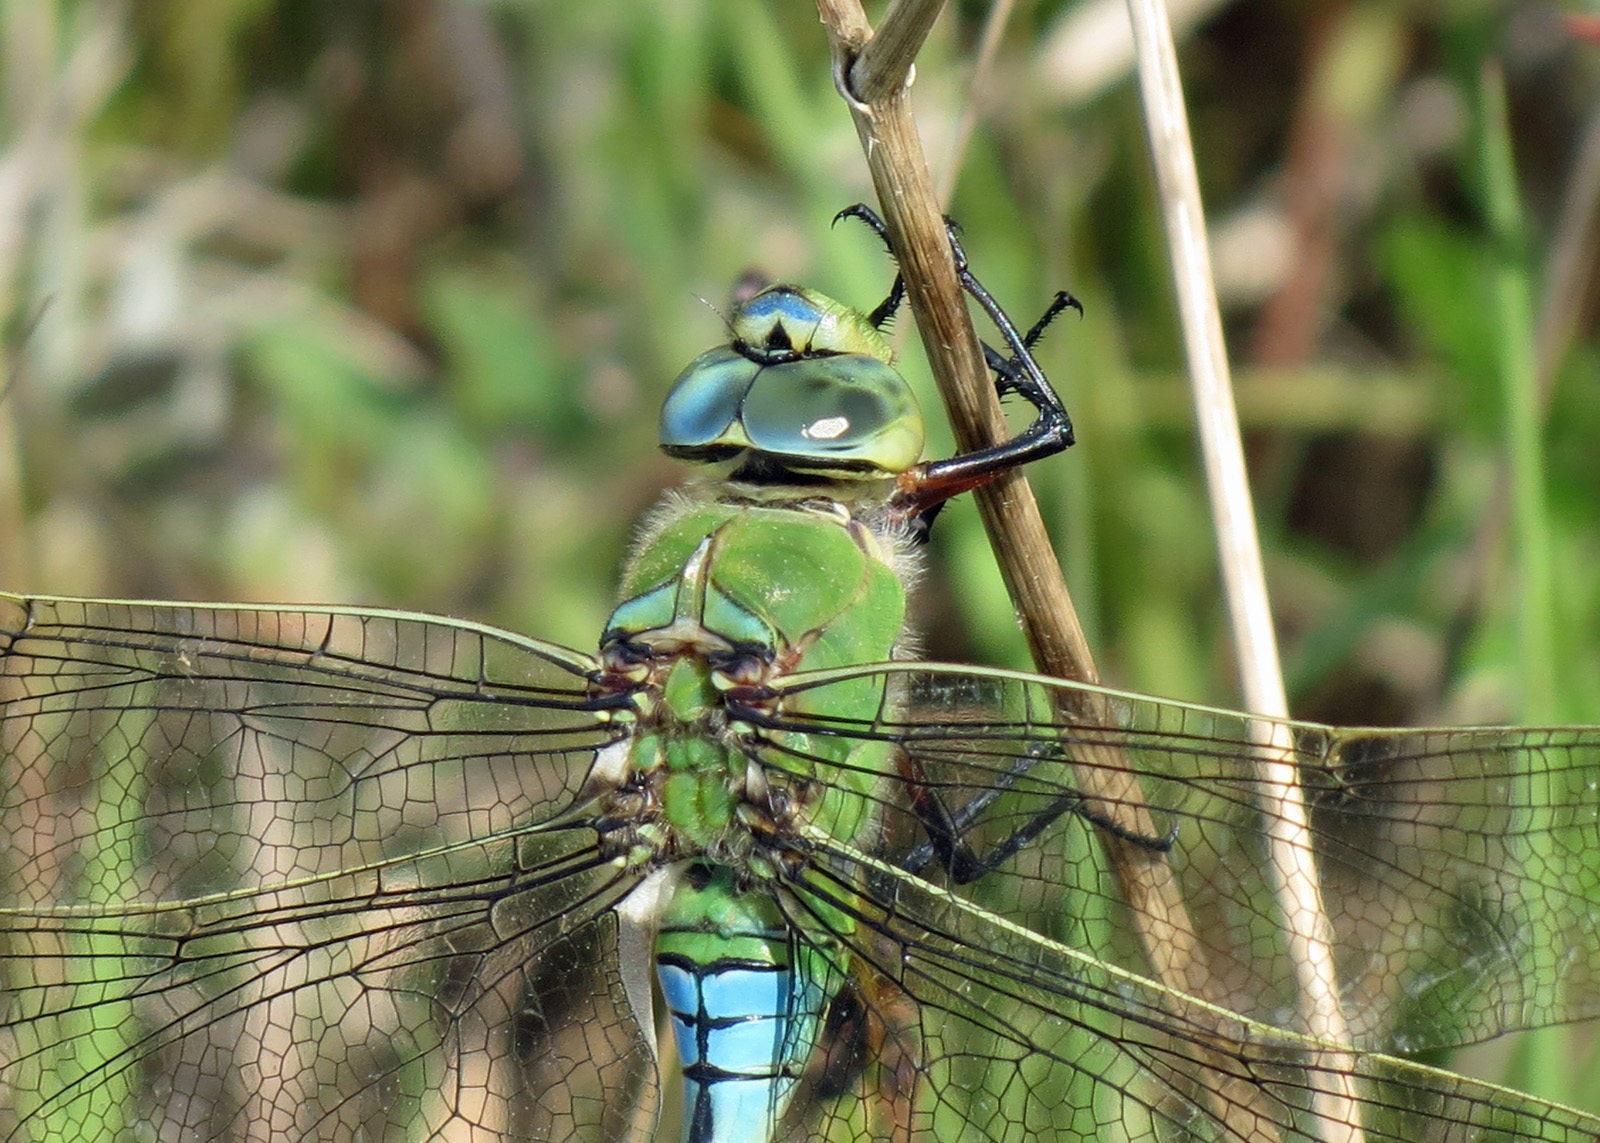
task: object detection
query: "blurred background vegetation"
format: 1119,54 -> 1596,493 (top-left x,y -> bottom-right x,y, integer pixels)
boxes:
0,0 -> 1596,1113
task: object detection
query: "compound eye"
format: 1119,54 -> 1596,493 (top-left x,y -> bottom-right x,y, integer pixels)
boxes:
658,347 -> 759,455
739,354 -> 924,474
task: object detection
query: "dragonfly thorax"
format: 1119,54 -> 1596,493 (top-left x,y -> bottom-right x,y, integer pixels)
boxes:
588,636 -> 824,876
589,491 -> 910,878
589,731 -> 809,880
604,494 -> 913,662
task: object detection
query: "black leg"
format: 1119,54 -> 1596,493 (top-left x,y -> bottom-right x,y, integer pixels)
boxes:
898,743 -> 1176,884
833,204 -> 907,329
827,205 -> 1079,518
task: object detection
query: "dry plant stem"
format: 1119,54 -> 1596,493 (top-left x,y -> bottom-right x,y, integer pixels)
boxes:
849,0 -> 945,104
1124,0 -> 1360,1140
818,2 -> 1102,694
935,0 -> 1018,205
1126,0 -> 1284,725
817,3 -> 1282,1139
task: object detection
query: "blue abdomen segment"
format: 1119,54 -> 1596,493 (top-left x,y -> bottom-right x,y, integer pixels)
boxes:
652,864 -> 836,1143
657,955 -> 823,1143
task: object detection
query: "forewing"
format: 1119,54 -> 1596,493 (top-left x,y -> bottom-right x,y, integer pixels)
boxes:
0,594 -> 657,1142
759,662 -> 1600,1142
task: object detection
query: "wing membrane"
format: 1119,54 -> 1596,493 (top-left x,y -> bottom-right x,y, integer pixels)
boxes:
759,662 -> 1600,1140
3,597 -> 1597,1141
0,594 -> 652,1142
785,843 -> 1597,1142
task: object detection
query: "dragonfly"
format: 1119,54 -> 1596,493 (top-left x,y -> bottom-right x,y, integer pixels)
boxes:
1,206 -> 1598,1143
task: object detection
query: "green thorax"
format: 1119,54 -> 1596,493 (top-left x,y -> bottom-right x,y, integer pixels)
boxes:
601,491 -> 909,857
605,495 -> 908,673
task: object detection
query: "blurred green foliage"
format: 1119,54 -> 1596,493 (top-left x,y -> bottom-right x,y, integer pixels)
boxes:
2,0 -> 1598,1113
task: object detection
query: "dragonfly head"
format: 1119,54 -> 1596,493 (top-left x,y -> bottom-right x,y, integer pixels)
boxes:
659,285 -> 925,480
729,284 -> 893,364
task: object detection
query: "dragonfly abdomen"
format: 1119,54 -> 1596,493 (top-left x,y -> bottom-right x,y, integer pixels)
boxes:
655,862 -> 836,1143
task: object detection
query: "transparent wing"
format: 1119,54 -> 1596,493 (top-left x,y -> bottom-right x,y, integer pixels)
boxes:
761,663 -> 1600,1142
0,594 -> 654,1143
6,597 -> 1598,1143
